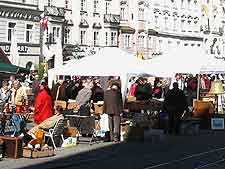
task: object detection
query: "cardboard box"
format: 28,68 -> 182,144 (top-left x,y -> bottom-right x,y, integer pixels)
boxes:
23,147 -> 54,158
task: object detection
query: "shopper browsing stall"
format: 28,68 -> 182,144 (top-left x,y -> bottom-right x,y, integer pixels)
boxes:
103,83 -> 123,142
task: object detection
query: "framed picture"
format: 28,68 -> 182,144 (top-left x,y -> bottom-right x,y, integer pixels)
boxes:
211,118 -> 224,130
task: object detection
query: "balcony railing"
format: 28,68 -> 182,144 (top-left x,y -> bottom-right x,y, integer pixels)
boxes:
44,6 -> 65,17
104,14 -> 120,24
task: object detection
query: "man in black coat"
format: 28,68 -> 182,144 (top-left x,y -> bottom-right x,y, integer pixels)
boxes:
163,82 -> 188,135
103,83 -> 123,142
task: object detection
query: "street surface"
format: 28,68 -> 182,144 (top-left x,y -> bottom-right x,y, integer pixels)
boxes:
2,130 -> 225,169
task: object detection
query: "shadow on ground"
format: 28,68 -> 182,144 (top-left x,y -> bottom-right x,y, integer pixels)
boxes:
17,131 -> 225,169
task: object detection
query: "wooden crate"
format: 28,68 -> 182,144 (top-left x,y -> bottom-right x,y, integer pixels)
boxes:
0,136 -> 23,159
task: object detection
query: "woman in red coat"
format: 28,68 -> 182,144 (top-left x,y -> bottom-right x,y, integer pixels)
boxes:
34,81 -> 54,125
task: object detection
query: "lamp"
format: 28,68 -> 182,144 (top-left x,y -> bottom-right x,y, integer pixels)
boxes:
209,80 -> 225,114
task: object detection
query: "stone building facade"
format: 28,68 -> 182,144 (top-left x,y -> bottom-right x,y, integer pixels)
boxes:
0,0 -> 41,68
69,0 -> 120,56
118,0 -> 205,59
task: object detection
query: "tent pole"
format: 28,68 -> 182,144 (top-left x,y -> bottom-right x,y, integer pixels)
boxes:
197,74 -> 200,100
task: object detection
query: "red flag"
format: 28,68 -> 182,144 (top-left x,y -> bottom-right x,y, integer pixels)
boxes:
40,16 -> 48,29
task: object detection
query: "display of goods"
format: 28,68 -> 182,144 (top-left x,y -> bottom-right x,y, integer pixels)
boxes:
64,127 -> 79,137
55,100 -> 67,110
125,99 -> 162,112
67,102 -> 79,110
23,146 -> 54,158
193,100 -> 214,117
127,96 -> 136,102
93,103 -> 103,115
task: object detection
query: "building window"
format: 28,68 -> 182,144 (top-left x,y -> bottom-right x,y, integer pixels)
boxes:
46,27 -> 49,42
65,0 -> 69,9
164,17 -> 169,30
154,15 -> 159,28
105,32 -> 108,46
94,31 -> 99,46
8,22 -> 16,41
173,18 -> 177,31
80,30 -> 86,45
181,20 -> 185,32
25,24 -> 33,43
181,0 -> 184,8
124,34 -> 131,48
94,0 -> 99,13
138,8 -> 144,21
81,0 -> 86,11
52,27 -> 60,43
48,0 -> 52,6
57,27 -> 60,38
187,0 -> 191,10
64,28 -> 70,44
120,7 -> 125,20
111,32 -> 117,46
52,27 -> 56,43
138,35 -> 145,48
106,1 -> 110,14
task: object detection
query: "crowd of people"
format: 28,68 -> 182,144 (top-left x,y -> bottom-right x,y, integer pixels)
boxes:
0,74 -> 124,146
126,74 -> 224,135
0,72 -> 224,145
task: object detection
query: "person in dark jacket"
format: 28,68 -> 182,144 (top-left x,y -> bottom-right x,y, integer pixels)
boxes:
103,83 -> 123,142
163,82 -> 188,135
92,80 -> 104,103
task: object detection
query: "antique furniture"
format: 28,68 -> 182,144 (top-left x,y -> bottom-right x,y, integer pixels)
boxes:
0,136 -> 23,159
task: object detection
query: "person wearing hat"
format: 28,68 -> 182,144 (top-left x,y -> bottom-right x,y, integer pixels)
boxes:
103,83 -> 123,142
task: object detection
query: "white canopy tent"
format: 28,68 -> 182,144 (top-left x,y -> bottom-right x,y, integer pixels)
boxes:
48,46 -> 225,101
143,46 -> 225,76
48,47 -> 148,98
143,46 -> 208,77
60,47 -> 144,76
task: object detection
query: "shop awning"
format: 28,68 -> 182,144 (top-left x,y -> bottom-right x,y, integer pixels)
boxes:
0,47 -> 11,64
0,63 -> 30,74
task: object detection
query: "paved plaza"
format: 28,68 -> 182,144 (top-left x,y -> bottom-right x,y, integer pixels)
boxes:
2,130 -> 225,169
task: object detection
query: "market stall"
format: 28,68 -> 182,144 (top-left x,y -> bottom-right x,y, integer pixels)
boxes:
48,47 -> 151,100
